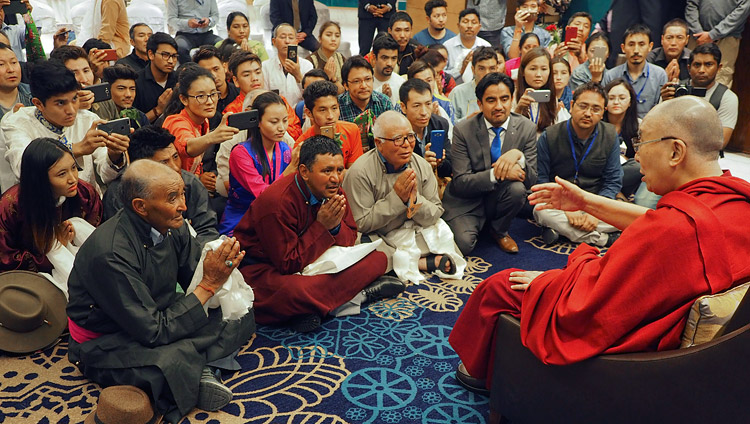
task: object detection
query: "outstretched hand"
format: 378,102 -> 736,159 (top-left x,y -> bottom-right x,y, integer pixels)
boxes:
529,176 -> 588,212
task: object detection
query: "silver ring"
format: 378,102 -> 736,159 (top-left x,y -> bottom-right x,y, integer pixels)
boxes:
225,260 -> 233,267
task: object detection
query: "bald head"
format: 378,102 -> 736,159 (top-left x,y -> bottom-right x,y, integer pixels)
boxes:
120,160 -> 180,209
243,88 -> 268,110
642,97 -> 723,158
373,110 -> 412,139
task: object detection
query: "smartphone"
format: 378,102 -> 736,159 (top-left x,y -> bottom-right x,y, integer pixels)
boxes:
321,125 -> 334,139
226,110 -> 259,131
429,130 -> 445,160
591,45 -> 607,61
88,82 -> 111,103
101,49 -> 118,62
97,118 -> 130,136
528,89 -> 551,103
564,26 -> 579,43
3,0 -> 28,25
287,45 -> 298,63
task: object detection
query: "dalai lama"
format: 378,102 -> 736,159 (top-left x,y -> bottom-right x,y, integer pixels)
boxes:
449,96 -> 750,392
234,136 -> 405,333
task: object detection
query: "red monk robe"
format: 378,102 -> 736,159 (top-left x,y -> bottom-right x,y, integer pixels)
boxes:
450,173 -> 750,388
234,172 -> 387,324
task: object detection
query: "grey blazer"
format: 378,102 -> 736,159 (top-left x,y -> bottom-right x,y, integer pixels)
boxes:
441,112 -> 538,221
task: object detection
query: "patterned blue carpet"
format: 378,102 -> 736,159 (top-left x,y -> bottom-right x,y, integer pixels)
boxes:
0,218 -> 577,424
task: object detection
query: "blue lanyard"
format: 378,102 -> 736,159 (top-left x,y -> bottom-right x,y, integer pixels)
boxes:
566,120 -> 599,184
528,103 -> 539,124
624,64 -> 649,104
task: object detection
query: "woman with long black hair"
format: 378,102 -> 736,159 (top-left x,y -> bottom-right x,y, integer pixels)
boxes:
0,137 -> 102,273
604,78 -> 641,198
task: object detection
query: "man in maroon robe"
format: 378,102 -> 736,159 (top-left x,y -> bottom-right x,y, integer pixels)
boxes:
234,136 -> 405,332
449,96 -> 750,393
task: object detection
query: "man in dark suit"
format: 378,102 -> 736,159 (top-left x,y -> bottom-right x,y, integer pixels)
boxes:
358,0 -> 397,56
442,72 -> 538,255
399,78 -> 452,178
270,0 -> 319,52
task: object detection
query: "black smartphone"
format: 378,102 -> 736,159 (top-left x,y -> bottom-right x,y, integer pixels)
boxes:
3,1 -> 28,26
88,82 -> 111,103
97,118 -> 130,136
287,45 -> 298,63
430,130 -> 446,159
226,110 -> 259,131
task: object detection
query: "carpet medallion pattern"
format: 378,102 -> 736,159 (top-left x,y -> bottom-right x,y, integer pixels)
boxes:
0,218 -> 574,423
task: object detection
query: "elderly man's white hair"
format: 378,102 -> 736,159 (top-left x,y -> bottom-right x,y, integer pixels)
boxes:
242,89 -> 269,110
273,23 -> 295,39
643,96 -> 723,157
372,110 -> 412,140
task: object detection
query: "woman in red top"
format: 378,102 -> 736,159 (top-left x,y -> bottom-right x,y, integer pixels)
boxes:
0,137 -> 102,273
162,65 -> 239,186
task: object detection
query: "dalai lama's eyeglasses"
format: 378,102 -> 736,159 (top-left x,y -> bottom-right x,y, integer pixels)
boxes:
631,135 -> 678,153
377,132 -> 417,147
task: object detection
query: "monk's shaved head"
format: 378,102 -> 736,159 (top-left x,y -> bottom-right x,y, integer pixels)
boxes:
120,160 -> 180,209
641,96 -> 723,158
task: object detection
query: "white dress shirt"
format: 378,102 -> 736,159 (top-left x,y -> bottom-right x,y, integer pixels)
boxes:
484,115 -> 526,183
262,53 -> 313,106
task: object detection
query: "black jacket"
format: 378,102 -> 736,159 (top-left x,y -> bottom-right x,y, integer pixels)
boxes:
271,0 -> 318,35
358,0 -> 397,19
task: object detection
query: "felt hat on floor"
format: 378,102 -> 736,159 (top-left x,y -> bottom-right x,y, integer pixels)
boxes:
84,385 -> 160,424
0,270 -> 67,354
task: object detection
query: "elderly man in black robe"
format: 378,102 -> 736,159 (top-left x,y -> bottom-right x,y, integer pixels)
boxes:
66,160 -> 255,423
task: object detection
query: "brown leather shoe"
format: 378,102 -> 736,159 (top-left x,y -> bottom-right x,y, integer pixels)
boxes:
491,231 -> 519,254
456,363 -> 489,396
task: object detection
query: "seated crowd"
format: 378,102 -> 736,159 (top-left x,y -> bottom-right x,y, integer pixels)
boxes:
0,0 -> 748,422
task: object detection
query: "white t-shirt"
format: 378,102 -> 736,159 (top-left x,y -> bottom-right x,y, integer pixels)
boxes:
373,73 -> 406,106
706,83 -> 738,130
0,107 -> 121,195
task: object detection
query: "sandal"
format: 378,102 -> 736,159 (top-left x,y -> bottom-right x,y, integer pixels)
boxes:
425,254 -> 456,275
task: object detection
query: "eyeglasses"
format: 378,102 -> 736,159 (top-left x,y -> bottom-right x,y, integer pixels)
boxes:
631,135 -> 677,153
186,91 -> 220,104
347,76 -> 373,86
378,132 -> 417,147
156,51 -> 179,62
573,102 -> 604,115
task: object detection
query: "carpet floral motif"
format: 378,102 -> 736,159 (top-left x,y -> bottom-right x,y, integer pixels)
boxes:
0,218 -> 574,423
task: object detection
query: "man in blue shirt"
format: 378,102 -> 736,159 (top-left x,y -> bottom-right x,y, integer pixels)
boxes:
412,0 -> 456,46
534,82 -> 623,247
602,24 -> 668,119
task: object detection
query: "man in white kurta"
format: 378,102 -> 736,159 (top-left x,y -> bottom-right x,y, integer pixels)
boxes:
343,111 -> 465,283
262,23 -> 313,106
1,62 -> 126,194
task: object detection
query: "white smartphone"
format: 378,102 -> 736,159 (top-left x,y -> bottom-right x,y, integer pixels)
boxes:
528,89 -> 551,103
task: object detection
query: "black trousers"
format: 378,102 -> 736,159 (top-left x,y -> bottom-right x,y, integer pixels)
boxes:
358,17 -> 389,56
175,31 -> 223,64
